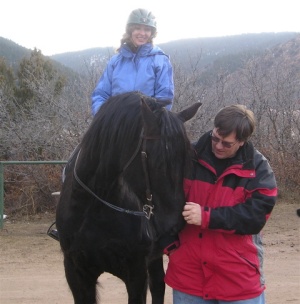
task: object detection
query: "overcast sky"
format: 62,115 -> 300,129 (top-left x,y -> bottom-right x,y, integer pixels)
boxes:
1,0 -> 299,56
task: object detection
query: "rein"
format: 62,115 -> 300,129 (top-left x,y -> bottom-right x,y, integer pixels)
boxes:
73,129 -> 155,220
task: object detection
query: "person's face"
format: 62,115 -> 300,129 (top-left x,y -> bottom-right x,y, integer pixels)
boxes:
130,25 -> 153,47
211,128 -> 244,159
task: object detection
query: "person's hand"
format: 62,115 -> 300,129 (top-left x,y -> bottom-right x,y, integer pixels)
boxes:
182,202 -> 201,225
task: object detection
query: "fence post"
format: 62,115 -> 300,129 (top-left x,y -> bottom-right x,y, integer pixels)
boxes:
0,163 -> 4,229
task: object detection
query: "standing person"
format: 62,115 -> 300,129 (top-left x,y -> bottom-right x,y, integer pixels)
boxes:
91,8 -> 174,115
164,105 -> 277,304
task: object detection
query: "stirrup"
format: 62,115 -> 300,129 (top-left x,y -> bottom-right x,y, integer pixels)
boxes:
47,222 -> 59,241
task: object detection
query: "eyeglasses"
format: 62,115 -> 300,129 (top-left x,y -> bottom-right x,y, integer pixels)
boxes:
210,131 -> 238,149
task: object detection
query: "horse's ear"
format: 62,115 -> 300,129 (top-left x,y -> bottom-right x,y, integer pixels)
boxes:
177,102 -> 202,122
141,98 -> 160,136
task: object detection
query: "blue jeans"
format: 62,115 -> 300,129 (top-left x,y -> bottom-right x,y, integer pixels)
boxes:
173,290 -> 265,304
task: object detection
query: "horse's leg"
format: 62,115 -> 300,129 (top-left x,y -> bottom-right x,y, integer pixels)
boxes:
148,257 -> 165,304
64,256 -> 98,304
123,258 -> 148,304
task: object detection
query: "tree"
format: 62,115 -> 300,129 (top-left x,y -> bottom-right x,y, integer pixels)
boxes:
14,48 -> 65,111
0,57 -> 17,159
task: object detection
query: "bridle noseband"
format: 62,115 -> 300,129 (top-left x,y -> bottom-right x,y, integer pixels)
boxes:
73,129 -> 155,220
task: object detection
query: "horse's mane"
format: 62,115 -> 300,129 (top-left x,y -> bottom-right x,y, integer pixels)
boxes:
78,92 -> 192,186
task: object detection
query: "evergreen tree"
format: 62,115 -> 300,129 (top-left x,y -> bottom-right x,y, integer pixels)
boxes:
14,48 -> 66,111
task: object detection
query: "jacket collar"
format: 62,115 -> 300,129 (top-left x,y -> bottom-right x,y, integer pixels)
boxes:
120,43 -> 164,58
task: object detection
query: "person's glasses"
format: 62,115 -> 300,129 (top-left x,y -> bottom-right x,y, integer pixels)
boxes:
210,132 -> 238,149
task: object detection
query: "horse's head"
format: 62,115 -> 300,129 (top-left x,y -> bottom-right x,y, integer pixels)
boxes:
134,96 -> 201,239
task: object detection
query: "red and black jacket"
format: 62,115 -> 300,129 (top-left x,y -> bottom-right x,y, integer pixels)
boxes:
165,131 -> 277,301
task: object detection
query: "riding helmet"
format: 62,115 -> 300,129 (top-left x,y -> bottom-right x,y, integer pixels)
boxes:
127,8 -> 157,29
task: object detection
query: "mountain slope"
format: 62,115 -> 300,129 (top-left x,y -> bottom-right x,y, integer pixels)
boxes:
50,32 -> 298,73
0,32 -> 298,76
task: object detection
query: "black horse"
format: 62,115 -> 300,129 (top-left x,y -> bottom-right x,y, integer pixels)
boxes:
56,92 -> 201,304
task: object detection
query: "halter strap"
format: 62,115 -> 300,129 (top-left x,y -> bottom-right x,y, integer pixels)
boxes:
73,129 -> 155,219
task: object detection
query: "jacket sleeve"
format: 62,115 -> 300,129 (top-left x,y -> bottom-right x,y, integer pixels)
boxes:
91,60 -> 114,116
202,153 -> 277,235
153,55 -> 174,110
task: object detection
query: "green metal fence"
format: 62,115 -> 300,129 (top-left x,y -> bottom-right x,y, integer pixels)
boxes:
0,161 -> 67,228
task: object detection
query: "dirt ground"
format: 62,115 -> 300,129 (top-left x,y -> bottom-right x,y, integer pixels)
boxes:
0,200 -> 299,304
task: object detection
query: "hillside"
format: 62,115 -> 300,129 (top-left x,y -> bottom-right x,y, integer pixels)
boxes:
50,32 -> 298,74
161,32 -> 298,68
0,37 -> 80,81
267,34 -> 300,73
0,37 -> 31,69
0,32 -> 298,76
226,34 -> 300,91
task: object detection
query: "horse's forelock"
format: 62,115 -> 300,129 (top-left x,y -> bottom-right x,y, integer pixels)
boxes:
80,93 -> 160,171
150,109 -> 192,182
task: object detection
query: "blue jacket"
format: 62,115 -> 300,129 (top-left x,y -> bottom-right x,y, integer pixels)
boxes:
91,43 -> 174,115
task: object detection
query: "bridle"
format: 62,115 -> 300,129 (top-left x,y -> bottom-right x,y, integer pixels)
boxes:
73,129 -> 155,219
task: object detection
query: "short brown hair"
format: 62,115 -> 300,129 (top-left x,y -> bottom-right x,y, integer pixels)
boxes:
214,105 -> 256,142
